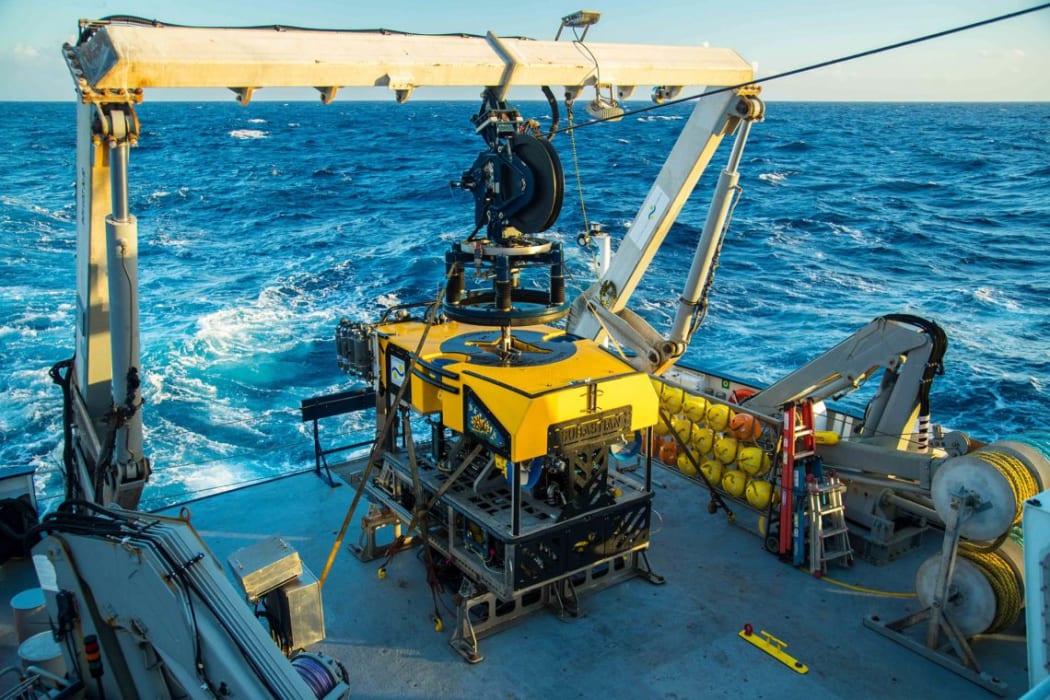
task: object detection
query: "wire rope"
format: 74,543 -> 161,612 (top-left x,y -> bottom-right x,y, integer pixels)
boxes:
562,4 -> 1050,133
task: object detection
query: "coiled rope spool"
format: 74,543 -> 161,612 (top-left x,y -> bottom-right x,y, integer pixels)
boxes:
915,538 -> 1024,637
931,439 -> 1050,541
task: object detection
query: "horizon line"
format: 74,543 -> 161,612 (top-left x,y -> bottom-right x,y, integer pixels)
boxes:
2,98 -> 1048,105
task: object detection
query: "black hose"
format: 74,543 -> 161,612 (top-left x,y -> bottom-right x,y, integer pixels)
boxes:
541,86 -> 559,140
883,313 -> 947,415
49,358 -> 80,502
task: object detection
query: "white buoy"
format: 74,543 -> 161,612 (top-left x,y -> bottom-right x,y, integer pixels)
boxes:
10,587 -> 49,643
17,630 -> 66,685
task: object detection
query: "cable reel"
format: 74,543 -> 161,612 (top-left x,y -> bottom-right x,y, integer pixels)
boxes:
446,90 -> 568,329
290,652 -> 350,698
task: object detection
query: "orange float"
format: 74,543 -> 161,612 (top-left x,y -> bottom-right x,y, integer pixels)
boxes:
729,412 -> 763,441
658,438 -> 679,465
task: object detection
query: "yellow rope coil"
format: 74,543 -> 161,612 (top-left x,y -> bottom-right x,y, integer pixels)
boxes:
954,449 -> 1030,634
959,548 -> 1023,634
976,450 -> 1039,527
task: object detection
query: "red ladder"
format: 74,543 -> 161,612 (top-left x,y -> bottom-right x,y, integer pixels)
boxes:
779,401 -> 816,557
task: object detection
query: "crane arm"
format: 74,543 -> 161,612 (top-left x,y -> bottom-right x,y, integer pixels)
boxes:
565,87 -> 764,373
65,20 -> 753,102
744,315 -> 947,451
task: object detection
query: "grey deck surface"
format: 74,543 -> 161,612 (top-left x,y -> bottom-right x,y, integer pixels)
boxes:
0,466 -> 1028,698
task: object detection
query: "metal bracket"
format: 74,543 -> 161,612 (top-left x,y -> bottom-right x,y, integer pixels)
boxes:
864,613 -> 1007,696
316,86 -> 339,105
63,41 -> 145,105
584,301 -> 682,373
555,10 -> 601,41
563,85 -> 584,102
637,549 -> 666,585
485,32 -> 522,102
349,503 -> 410,562
92,103 -> 140,146
231,87 -> 257,106
450,579 -> 484,664
864,488 -> 1008,696
381,73 -> 415,103
651,86 -> 683,104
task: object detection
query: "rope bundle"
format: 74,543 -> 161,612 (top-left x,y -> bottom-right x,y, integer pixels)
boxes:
976,450 -> 1039,528
959,547 -> 1023,634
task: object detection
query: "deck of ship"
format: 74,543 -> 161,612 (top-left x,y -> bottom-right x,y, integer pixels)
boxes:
0,463 -> 1029,699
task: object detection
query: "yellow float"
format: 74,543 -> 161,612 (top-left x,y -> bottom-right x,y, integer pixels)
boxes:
706,403 -> 735,432
671,416 -> 692,442
746,479 -> 774,509
714,435 -> 739,464
677,449 -> 700,476
700,459 -> 723,485
662,386 -> 686,414
722,469 -> 748,498
684,396 -> 709,423
738,446 -> 771,476
691,426 -> 715,455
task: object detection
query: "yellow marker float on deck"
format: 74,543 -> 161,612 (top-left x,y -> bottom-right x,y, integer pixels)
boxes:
739,624 -> 809,674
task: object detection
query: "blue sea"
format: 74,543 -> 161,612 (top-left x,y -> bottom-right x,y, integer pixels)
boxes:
1,100 -> 1047,511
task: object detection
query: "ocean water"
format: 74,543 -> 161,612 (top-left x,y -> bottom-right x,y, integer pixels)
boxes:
1,100 -> 1047,511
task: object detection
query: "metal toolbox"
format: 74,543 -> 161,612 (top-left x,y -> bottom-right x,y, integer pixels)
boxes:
227,536 -> 303,600
265,564 -> 325,650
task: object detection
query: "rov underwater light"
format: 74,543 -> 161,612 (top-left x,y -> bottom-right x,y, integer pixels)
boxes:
585,91 -> 625,121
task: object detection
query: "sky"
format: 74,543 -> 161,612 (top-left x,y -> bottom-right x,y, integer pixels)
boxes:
0,0 -> 1047,102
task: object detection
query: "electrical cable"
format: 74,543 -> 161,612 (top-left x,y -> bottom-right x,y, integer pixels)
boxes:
561,3 -> 1050,134
48,358 -> 81,501
563,100 -> 600,278
571,27 -> 601,88
85,15 -> 534,41
541,85 -> 559,140
318,278 -> 452,588
807,570 -> 917,599
565,105 -> 589,234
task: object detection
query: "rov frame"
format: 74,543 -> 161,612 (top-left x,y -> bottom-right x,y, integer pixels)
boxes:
355,405 -> 664,662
